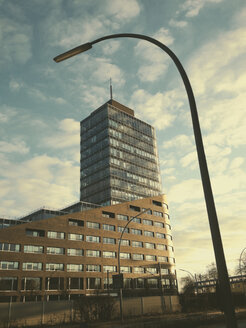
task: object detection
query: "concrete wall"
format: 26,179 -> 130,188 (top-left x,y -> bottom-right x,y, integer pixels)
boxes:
0,296 -> 181,327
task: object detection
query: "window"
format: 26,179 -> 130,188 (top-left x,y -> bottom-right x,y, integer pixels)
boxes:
131,217 -> 141,223
21,277 -> 41,291
104,277 -> 113,289
24,245 -> 43,254
67,277 -> 83,290
156,232 -> 165,239
0,243 -> 20,252
147,267 -> 157,274
103,265 -> 117,273
144,230 -> 154,237
120,252 -> 130,259
47,231 -> 65,239
102,224 -> 115,231
132,241 -> 143,248
166,223 -> 171,230
47,247 -> 65,255
23,262 -> 42,271
132,253 -> 144,260
0,277 -> 18,290
117,214 -> 128,221
26,229 -> 45,237
68,219 -> 84,226
163,203 -> 168,210
161,268 -> 169,275
152,200 -> 162,207
45,277 -> 64,290
164,213 -> 170,220
156,244 -> 166,250
120,266 -> 131,273
86,250 -> 100,257
103,251 -> 116,258
129,205 -> 140,212
86,264 -> 101,272
153,211 -> 163,218
103,237 -> 116,244
67,248 -> 83,256
86,235 -> 100,243
145,255 -> 156,261
136,278 -> 145,288
167,245 -> 174,252
145,242 -> 155,249
158,256 -> 168,262
169,257 -> 175,263
86,277 -> 101,289
123,278 -> 132,288
45,263 -> 64,271
154,221 -> 164,228
142,208 -> 152,215
131,228 -> 142,235
147,278 -> 158,288
143,219 -> 153,226
0,261 -> 19,270
134,267 -> 144,273
68,233 -> 84,241
102,211 -> 115,218
87,221 -> 100,229
118,226 -> 129,233
166,234 -> 172,240
67,264 -> 83,272
120,239 -> 130,246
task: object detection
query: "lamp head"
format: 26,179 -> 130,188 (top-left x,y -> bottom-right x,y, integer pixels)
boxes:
53,42 -> 92,63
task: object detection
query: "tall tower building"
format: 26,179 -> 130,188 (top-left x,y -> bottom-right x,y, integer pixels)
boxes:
80,99 -> 162,205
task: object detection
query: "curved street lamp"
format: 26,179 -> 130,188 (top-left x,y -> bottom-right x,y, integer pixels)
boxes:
180,268 -> 198,294
54,33 -> 237,328
117,208 -> 151,320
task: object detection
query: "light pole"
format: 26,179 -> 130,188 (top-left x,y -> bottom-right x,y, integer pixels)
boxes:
180,268 -> 198,294
117,208 -> 151,321
54,33 -> 237,328
239,247 -> 246,303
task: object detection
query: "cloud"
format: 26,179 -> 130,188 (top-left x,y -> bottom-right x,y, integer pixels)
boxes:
134,28 -> 174,82
0,139 -> 29,154
0,153 -> 80,217
130,89 -> 180,130
101,41 -> 121,55
179,0 -> 224,18
169,19 -> 188,28
9,79 -> 23,92
0,17 -> 32,66
162,134 -> 194,150
106,0 -> 141,21
91,58 -> 125,86
0,105 -> 17,123
43,118 -> 80,149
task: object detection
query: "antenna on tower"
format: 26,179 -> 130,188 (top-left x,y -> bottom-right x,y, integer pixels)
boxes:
110,78 -> 113,100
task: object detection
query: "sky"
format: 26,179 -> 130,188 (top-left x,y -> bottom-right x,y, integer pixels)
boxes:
0,0 -> 246,283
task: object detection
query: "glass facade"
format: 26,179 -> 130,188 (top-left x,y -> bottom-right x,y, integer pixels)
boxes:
80,100 -> 162,205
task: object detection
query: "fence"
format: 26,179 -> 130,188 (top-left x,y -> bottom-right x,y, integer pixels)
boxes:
0,295 -> 181,327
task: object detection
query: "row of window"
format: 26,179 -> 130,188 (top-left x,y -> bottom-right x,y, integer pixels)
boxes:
0,276 -> 176,294
0,261 -> 175,272
24,229 -> 172,243
0,241 -> 174,255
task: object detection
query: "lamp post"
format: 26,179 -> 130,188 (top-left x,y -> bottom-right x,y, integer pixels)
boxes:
54,33 -> 237,328
117,208 -> 151,321
180,268 -> 198,294
239,247 -> 246,303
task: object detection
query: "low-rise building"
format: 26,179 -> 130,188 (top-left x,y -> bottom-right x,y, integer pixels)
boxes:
0,195 -> 177,302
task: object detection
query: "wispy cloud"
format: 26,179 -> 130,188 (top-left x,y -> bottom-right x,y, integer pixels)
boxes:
0,17 -> 32,66
134,28 -> 174,82
179,0 -> 224,18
